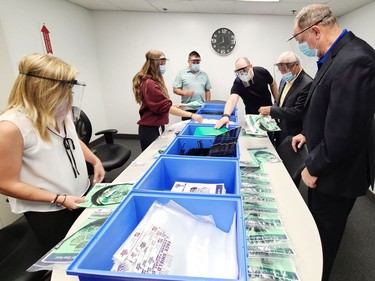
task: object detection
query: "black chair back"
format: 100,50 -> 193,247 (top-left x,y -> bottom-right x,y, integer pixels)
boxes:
72,107 -> 131,178
73,108 -> 92,145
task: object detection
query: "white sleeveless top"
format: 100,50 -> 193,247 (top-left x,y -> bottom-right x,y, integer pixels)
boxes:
0,108 -> 89,213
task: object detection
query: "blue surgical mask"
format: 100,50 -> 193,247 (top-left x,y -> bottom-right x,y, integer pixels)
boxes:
282,71 -> 295,82
298,41 -> 317,57
159,65 -> 166,75
191,64 -> 200,72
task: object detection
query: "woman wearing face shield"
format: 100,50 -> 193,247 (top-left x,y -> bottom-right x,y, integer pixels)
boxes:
0,53 -> 105,252
133,50 -> 203,151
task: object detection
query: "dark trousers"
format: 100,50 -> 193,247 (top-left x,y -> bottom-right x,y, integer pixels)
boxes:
138,125 -> 164,151
308,188 -> 356,281
24,208 -> 84,253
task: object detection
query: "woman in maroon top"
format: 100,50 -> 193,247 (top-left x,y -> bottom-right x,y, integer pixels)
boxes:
133,50 -> 203,151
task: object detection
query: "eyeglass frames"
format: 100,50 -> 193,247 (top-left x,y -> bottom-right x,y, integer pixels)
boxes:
287,13 -> 332,42
189,59 -> 201,64
275,62 -> 297,69
234,65 -> 250,76
150,58 -> 169,65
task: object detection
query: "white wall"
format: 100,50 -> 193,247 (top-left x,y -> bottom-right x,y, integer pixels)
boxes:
340,1 -> 375,47
0,0 -> 107,136
0,1 -> 374,223
2,1 -> 374,136
0,0 -> 108,227
0,1 -> 374,134
92,11 -> 319,134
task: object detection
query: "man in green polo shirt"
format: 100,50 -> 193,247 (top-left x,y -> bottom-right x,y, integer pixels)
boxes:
173,51 -> 212,120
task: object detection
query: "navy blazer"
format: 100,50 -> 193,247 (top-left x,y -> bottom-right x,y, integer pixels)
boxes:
304,31 -> 375,197
270,70 -> 313,141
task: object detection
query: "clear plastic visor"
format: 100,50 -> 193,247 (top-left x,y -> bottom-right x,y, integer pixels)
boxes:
71,82 -> 86,122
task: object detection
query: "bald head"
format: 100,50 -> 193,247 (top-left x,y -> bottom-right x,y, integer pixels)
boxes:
235,57 -> 251,71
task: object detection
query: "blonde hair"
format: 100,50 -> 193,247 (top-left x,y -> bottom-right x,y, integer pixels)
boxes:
4,53 -> 78,141
132,50 -> 169,104
295,4 -> 337,30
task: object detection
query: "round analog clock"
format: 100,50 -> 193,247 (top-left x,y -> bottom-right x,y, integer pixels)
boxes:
211,28 -> 236,55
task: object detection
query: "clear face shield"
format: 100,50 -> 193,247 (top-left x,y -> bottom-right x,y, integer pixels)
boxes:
71,81 -> 86,122
20,72 -> 86,123
287,38 -> 318,76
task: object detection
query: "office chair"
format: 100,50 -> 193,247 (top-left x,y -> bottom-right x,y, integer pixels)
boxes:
0,216 -> 51,281
73,107 -> 131,178
276,135 -> 308,187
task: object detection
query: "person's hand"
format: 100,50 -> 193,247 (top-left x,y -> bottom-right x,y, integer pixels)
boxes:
292,134 -> 306,153
185,90 -> 194,97
56,194 -> 86,210
214,117 -> 229,129
192,113 -> 203,123
92,160 -> 105,185
301,167 -> 318,188
258,106 -> 270,116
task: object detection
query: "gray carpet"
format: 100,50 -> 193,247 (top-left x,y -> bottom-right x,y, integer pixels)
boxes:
299,183 -> 375,281
104,136 -> 375,281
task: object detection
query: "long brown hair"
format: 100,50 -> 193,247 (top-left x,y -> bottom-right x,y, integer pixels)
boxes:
132,50 -> 169,104
4,53 -> 78,141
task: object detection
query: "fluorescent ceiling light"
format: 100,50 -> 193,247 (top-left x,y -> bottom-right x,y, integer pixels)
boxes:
238,0 -> 280,2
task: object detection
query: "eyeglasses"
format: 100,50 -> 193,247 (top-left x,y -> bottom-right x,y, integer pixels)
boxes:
189,59 -> 201,64
287,13 -> 332,42
275,62 -> 297,69
150,58 -> 169,65
21,72 -> 86,86
234,65 -> 250,76
158,58 -> 169,65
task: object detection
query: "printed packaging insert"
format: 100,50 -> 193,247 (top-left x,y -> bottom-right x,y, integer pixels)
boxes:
67,191 -> 247,281
132,155 -> 241,195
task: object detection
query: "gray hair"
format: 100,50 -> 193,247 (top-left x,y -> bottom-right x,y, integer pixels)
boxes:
277,51 -> 300,64
295,4 -> 337,30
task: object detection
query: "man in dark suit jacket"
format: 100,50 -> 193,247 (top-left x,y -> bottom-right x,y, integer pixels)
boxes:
259,51 -> 312,147
290,4 -> 375,281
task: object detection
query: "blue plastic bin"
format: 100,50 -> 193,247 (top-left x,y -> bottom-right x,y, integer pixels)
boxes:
163,136 -> 240,159
197,103 -> 237,116
179,123 -> 239,137
67,191 -> 247,281
190,114 -> 238,125
132,155 -> 240,195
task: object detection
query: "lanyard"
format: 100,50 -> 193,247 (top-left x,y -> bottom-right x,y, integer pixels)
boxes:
48,123 -> 80,178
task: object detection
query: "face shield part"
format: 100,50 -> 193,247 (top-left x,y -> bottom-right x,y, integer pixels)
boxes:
19,72 -> 86,123
288,39 -> 318,74
71,81 -> 86,122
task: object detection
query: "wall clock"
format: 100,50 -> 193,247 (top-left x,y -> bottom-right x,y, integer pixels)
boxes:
211,28 -> 236,55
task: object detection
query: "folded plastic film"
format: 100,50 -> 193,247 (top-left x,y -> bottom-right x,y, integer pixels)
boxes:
112,200 -> 238,279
